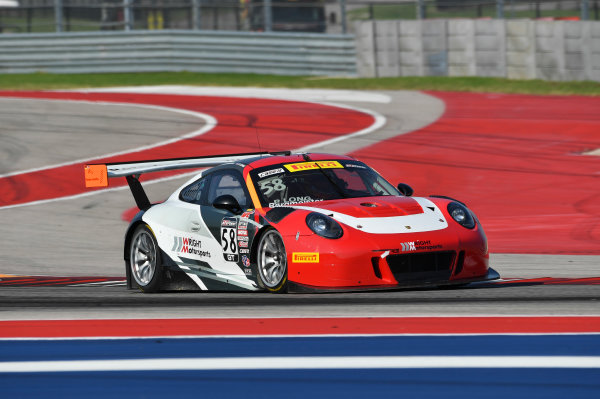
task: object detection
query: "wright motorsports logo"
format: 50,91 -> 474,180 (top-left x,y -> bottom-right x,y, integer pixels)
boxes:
172,236 -> 211,257
401,242 -> 416,252
400,240 -> 442,252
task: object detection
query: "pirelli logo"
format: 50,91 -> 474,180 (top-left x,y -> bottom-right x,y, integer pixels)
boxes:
284,161 -> 343,173
292,252 -> 320,263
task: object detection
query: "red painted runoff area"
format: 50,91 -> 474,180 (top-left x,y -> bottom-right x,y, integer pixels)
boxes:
352,92 -> 600,255
0,91 -> 374,208
1,317 -> 599,338
2,91 -> 599,255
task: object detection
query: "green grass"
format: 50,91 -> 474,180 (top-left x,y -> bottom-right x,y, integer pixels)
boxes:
348,3 -> 583,20
1,72 -> 599,96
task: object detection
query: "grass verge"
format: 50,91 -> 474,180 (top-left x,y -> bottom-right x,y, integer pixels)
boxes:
1,72 -> 599,96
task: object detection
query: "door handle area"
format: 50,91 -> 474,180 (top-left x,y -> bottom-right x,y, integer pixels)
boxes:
190,222 -> 201,232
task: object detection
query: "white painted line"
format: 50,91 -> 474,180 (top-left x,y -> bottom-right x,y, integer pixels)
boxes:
78,86 -> 392,104
582,148 -> 600,156
296,100 -> 386,152
0,87 -> 387,210
0,170 -> 201,211
1,356 -> 599,373
0,100 -> 217,179
2,333 -> 600,342
74,86 -> 388,153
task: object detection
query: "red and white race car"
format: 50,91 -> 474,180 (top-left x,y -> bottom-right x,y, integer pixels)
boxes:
85,151 -> 498,293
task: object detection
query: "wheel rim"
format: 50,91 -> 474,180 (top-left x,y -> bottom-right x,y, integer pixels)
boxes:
130,229 -> 157,286
258,230 -> 287,288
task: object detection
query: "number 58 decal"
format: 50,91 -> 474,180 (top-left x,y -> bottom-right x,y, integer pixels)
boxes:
220,217 -> 239,262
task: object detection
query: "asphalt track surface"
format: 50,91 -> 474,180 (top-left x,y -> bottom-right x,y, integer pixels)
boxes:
0,87 -> 599,398
0,88 -> 598,320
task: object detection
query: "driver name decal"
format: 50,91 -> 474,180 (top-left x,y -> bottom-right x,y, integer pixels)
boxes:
269,196 -> 319,208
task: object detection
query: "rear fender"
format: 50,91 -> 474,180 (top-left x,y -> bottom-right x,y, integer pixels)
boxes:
123,210 -> 147,289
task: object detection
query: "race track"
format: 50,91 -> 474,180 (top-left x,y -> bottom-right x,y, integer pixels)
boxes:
0,87 -> 598,316
0,87 -> 598,397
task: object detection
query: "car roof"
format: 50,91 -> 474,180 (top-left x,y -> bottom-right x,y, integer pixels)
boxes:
242,152 -> 356,169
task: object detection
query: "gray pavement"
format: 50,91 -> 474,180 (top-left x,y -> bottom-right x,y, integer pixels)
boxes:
0,90 -> 445,277
0,90 -> 598,320
0,284 -> 598,320
0,98 -> 203,175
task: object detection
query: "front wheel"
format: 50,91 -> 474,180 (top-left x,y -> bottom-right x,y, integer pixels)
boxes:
129,224 -> 163,293
256,229 -> 288,293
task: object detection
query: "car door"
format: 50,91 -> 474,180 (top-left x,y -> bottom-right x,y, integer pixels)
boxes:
187,168 -> 259,290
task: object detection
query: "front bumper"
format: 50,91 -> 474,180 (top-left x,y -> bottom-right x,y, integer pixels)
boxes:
287,267 -> 500,293
284,222 -> 490,290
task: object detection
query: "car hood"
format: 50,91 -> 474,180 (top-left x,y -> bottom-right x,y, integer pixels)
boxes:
290,196 -> 449,234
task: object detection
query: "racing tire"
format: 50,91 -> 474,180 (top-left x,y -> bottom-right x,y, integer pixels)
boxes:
129,224 -> 163,293
256,229 -> 288,293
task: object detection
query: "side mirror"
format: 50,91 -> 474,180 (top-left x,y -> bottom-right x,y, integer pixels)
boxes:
397,183 -> 414,197
212,194 -> 242,214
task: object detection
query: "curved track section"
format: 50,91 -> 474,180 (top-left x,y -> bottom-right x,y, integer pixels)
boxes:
0,91 -> 375,208
0,88 -> 598,397
352,92 -> 600,255
0,88 -> 598,297
0,88 -> 598,288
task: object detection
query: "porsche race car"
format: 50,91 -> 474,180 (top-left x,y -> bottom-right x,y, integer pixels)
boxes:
84,151 -> 498,293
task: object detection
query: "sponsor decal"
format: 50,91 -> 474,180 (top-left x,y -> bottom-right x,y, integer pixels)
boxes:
221,219 -> 237,227
292,252 -> 320,263
244,268 -> 252,276
237,229 -> 248,236
224,253 -> 238,262
172,236 -> 211,258
242,255 -> 251,267
283,161 -> 343,173
401,242 -> 416,252
269,197 -> 320,208
241,210 -> 254,220
238,240 -> 249,248
400,240 -> 443,252
258,168 -> 285,178
345,163 -> 368,169
221,217 -> 238,262
238,221 -> 248,229
239,248 -> 250,254
238,236 -> 249,242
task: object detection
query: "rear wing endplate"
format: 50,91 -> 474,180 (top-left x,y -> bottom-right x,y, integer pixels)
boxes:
84,151 -> 290,210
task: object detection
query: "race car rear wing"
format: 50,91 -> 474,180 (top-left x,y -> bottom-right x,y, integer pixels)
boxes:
84,151 -> 290,210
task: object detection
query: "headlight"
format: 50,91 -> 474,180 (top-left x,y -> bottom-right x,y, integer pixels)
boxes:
447,202 -> 476,229
306,212 -> 343,239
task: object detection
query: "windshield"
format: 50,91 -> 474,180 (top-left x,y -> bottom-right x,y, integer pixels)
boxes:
250,159 -> 400,208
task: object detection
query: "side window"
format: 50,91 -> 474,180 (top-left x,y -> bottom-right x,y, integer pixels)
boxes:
180,176 -> 207,204
207,171 -> 251,209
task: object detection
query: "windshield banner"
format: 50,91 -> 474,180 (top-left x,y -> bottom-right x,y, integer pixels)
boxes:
283,161 -> 343,173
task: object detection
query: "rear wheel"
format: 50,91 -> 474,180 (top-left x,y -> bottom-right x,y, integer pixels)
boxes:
129,224 -> 163,292
256,229 -> 288,293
